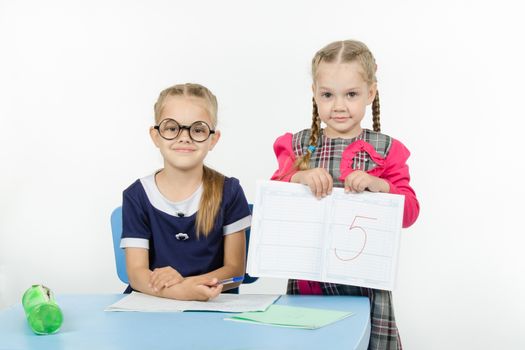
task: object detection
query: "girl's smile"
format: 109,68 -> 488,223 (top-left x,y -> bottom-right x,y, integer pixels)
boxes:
173,147 -> 196,153
331,116 -> 351,122
171,139 -> 198,153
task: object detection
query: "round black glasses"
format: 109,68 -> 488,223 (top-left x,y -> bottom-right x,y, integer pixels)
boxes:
154,119 -> 215,142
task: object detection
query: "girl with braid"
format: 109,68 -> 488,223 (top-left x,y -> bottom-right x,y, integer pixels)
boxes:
121,83 -> 251,301
271,40 -> 419,349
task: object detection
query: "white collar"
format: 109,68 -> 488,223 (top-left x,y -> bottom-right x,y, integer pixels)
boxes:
140,173 -> 202,217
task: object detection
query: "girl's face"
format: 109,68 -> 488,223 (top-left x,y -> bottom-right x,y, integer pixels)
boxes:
313,61 -> 376,139
150,95 -> 220,172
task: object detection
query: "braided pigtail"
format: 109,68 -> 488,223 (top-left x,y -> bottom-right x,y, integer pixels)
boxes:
372,89 -> 381,132
295,98 -> 321,170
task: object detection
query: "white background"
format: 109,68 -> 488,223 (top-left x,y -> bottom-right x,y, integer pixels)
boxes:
1,1 -> 524,349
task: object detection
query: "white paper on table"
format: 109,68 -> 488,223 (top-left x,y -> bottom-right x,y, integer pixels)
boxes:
105,292 -> 280,313
247,181 -> 405,291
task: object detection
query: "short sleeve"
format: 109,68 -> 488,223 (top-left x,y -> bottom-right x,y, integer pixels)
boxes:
222,178 -> 252,235
121,185 -> 151,249
270,133 -> 297,182
382,139 -> 420,228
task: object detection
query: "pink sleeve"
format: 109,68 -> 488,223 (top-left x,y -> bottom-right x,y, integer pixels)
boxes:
383,139 -> 420,228
270,133 -> 297,182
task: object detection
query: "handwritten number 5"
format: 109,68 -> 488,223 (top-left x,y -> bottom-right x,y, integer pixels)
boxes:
335,215 -> 377,261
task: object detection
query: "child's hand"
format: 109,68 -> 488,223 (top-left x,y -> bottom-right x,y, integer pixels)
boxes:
344,170 -> 390,193
149,266 -> 184,292
291,168 -> 333,199
173,276 -> 223,301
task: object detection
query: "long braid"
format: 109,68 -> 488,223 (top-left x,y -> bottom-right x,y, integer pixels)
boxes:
295,98 -> 321,170
372,89 -> 381,132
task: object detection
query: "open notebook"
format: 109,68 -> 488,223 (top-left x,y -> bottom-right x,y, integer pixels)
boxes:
247,181 -> 405,291
105,292 -> 279,313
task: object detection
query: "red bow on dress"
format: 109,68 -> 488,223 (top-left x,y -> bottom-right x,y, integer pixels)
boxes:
339,140 -> 386,182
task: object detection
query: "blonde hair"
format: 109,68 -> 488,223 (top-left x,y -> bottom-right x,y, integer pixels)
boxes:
154,83 -> 218,126
154,83 -> 224,238
296,40 -> 380,171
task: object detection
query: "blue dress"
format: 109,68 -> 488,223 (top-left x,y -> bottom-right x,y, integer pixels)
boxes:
120,173 -> 251,293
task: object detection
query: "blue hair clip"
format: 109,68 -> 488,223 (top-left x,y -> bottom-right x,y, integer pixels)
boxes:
307,145 -> 316,153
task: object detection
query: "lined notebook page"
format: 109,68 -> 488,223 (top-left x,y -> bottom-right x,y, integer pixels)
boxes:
247,181 -> 404,291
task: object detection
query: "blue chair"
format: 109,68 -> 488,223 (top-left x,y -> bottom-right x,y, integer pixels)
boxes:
110,205 -> 258,290
110,207 -> 128,284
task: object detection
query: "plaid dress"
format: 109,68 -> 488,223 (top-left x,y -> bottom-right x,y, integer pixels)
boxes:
287,128 -> 402,350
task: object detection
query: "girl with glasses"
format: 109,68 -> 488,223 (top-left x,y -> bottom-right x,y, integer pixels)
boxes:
120,83 -> 251,301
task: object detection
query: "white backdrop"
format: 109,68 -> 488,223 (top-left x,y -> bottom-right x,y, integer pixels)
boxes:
1,1 -> 524,349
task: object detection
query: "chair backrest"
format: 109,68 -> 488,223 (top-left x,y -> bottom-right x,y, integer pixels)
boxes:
243,204 -> 258,284
110,207 -> 128,284
110,205 -> 258,287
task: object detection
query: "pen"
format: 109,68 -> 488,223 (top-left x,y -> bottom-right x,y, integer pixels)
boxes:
217,276 -> 244,285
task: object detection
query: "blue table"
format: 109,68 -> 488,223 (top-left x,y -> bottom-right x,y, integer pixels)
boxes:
0,294 -> 370,350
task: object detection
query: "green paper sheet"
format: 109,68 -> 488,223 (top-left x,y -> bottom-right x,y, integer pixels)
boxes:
225,304 -> 353,329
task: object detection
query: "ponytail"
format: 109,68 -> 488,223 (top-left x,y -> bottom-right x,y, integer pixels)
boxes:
195,166 -> 225,238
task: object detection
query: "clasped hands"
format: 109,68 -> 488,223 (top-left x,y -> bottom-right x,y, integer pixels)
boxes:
148,266 -> 222,301
291,168 -> 389,199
